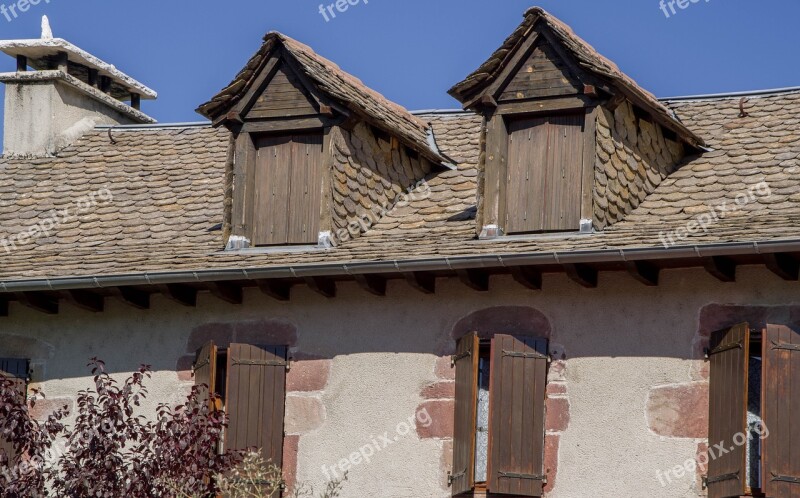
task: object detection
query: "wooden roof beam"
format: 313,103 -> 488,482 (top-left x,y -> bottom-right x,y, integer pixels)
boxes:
626,261 -> 660,287
764,253 -> 800,281
110,287 -> 150,310
564,264 -> 598,288
457,269 -> 489,292
207,282 -> 243,305
511,266 -> 542,290
257,279 -> 292,301
62,290 -> 104,313
404,272 -> 435,294
15,292 -> 58,315
305,277 -> 336,298
704,256 -> 736,282
354,274 -> 387,297
158,284 -> 197,307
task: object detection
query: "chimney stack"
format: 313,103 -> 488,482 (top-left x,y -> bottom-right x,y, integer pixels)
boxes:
0,17 -> 157,157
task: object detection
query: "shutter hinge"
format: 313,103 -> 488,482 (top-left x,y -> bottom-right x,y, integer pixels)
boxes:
451,351 -> 470,367
502,350 -> 548,360
704,471 -> 739,488
770,341 -> 800,352
447,468 -> 466,487
498,471 -> 546,484
704,340 -> 744,360
232,359 -> 288,367
771,472 -> 800,484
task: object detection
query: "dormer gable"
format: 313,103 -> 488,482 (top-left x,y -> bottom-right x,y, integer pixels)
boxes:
198,33 -> 449,250
449,7 -> 704,238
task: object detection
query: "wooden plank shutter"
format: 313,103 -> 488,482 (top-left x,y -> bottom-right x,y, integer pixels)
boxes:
763,324 -> 800,497
253,134 -> 323,246
451,333 -> 479,496
193,341 -> 218,410
0,359 -> 29,466
706,323 -> 749,498
487,335 -> 548,497
505,115 -> 584,234
226,344 -> 287,469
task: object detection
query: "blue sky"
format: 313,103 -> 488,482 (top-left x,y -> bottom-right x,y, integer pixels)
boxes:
0,0 -> 799,127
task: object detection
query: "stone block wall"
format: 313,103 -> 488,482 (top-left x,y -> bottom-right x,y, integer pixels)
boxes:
594,100 -> 685,229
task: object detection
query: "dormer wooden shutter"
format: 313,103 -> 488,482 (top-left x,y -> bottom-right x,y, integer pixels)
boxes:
763,324 -> 800,497
487,335 -> 548,496
706,323 -> 750,498
451,333 -> 479,496
253,134 -> 323,246
225,344 -> 287,470
0,359 -> 29,466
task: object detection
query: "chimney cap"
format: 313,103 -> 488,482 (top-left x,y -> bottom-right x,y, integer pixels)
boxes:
0,37 -> 157,100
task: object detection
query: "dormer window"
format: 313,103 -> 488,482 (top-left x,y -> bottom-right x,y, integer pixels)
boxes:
197,33 -> 446,251
448,7 -> 701,240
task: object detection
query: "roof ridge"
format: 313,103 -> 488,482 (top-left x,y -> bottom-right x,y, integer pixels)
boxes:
662,86 -> 800,102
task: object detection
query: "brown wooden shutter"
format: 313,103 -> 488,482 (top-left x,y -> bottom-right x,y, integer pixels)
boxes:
451,333 -> 479,496
487,335 -> 548,497
706,323 -> 749,498
763,324 -> 800,497
253,134 -> 323,246
0,359 -> 28,465
193,341 -> 218,410
505,114 -> 584,234
225,344 -> 287,470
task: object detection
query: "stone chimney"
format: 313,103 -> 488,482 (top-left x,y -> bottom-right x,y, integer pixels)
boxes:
0,17 -> 157,157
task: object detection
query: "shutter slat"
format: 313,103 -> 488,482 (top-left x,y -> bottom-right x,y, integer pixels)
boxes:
707,323 -> 749,498
488,335 -> 548,497
764,324 -> 800,497
0,358 -> 28,466
226,344 -> 287,472
193,341 -> 217,409
451,333 -> 479,496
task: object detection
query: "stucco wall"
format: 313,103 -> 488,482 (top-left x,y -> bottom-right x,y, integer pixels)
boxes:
1,265 -> 796,498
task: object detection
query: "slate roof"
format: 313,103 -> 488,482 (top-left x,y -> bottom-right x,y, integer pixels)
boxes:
0,89 -> 799,281
197,32 -> 444,164
448,7 -> 704,148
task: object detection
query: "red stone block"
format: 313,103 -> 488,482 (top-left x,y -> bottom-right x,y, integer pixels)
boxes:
416,400 -> 455,439
282,435 -> 300,491
421,381 -> 456,400
286,358 -> 332,393
546,382 -> 567,396
646,383 -> 709,439
545,397 -> 570,433
434,356 -> 455,381
544,434 -> 560,493
176,354 -> 195,382
29,397 -> 73,421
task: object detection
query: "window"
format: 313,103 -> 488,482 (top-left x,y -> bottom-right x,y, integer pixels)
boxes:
451,333 -> 549,497
252,133 -> 324,246
505,114 -> 585,234
0,359 -> 28,466
194,342 -> 287,491
706,323 -> 800,498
